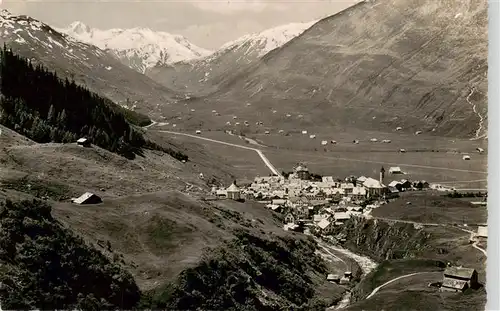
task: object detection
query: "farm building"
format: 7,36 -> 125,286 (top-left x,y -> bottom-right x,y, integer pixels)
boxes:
477,226 -> 488,239
389,167 -> 404,174
441,267 -> 479,292
272,199 -> 287,206
72,192 -> 102,205
400,179 -> 412,189
76,138 -> 91,147
317,218 -> 333,234
327,274 -> 341,283
389,180 -> 402,187
226,183 -> 241,200
351,186 -> 367,201
334,212 -> 351,224
284,213 -> 295,224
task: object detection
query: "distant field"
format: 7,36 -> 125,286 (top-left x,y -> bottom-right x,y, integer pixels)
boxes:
372,192 -> 488,225
153,129 -> 487,188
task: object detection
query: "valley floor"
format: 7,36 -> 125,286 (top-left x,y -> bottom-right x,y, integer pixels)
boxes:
150,128 -> 487,190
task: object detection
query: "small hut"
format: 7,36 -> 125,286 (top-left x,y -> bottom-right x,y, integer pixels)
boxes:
72,192 -> 102,205
76,138 -> 91,147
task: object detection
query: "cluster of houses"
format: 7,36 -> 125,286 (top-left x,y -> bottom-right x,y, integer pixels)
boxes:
213,163 -> 431,203
211,163 -> 435,234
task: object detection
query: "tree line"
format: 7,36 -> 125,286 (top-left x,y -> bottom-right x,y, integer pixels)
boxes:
0,45 -> 187,161
0,199 -> 141,310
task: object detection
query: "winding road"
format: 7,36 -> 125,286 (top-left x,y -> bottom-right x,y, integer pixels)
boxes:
365,271 -> 439,300
155,130 -> 282,176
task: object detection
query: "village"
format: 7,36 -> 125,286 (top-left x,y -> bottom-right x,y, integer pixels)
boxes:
210,163 -> 488,293
211,163 -> 431,234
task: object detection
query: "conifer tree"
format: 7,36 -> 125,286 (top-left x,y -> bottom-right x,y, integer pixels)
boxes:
47,105 -> 55,123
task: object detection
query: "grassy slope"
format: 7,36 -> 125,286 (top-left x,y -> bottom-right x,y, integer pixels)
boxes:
0,125 -> 346,309
371,192 -> 488,224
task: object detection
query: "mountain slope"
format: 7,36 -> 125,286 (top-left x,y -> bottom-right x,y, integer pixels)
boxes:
0,10 -> 179,117
57,22 -> 212,73
195,0 -> 488,138
0,39 -> 345,310
147,21 -> 316,95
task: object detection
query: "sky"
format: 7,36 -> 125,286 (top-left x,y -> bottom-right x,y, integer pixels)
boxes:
1,0 -> 358,49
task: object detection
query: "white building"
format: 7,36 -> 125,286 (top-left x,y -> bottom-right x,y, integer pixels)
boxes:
389,166 -> 404,174
226,183 -> 241,200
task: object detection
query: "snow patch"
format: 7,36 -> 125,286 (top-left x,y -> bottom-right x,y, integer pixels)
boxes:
218,20 -> 317,57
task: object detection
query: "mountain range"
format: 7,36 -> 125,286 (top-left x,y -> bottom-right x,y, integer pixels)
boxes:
56,20 -> 317,95
57,21 -> 213,73
1,0 -> 488,139
0,9 -> 179,116
146,21 -> 317,94
176,0 -> 488,139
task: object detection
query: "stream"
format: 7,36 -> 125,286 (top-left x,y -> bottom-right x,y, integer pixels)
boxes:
320,242 -> 378,310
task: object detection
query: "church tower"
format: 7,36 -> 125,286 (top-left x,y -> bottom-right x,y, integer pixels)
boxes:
379,166 -> 385,185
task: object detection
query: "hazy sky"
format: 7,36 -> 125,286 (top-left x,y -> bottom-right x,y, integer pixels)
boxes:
1,0 -> 357,49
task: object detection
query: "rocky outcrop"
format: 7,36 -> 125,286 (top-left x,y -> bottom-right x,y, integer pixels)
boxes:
333,217 -> 431,262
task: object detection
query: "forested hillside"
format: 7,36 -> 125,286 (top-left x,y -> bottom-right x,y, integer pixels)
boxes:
0,199 -> 141,310
0,46 -> 187,161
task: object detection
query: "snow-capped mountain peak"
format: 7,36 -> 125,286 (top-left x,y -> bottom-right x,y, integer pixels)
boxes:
57,22 -> 213,73
219,21 -> 317,58
67,21 -> 91,35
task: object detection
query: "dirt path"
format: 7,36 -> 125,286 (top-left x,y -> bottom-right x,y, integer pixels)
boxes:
365,271 -> 437,300
472,241 -> 487,256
